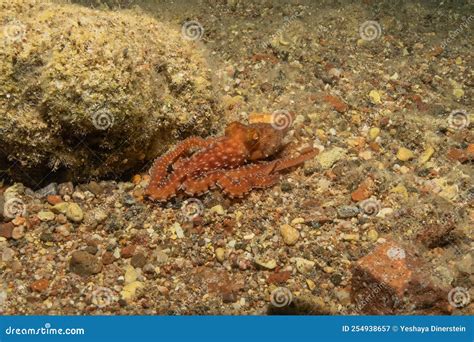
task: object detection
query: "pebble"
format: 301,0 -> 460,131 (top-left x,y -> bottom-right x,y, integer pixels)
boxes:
1,248 -> 15,262
280,224 -> 299,245
121,245 -> 136,259
30,279 -> 49,292
36,183 -> 58,197
323,266 -> 334,274
131,253 -> 147,268
376,208 -> 394,218
121,281 -> 143,302
294,257 -> 315,274
51,202 -> 69,214
341,233 -> 360,241
38,210 -> 55,222
210,205 -> 225,215
419,146 -> 435,165
330,274 -> 343,286
254,258 -> 277,270
280,181 -> 293,192
367,229 -> 379,242
368,127 -> 380,140
369,90 -> 382,104
334,289 -> 351,305
337,205 -> 360,218
124,265 -> 138,285
396,147 -> 415,161
69,251 -> 103,276
316,147 -> 347,170
11,226 -> 25,240
102,251 -> 115,265
0,223 -> 14,239
93,209 -> 108,223
291,217 -> 305,225
173,222 -> 184,239
154,250 -> 169,265
215,247 -> 225,263
55,224 -> 70,236
66,203 -> 84,223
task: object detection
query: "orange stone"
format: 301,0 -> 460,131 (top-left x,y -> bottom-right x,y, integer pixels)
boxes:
30,279 -> 49,292
323,94 -> 348,113
351,179 -> 374,202
47,195 -> 62,205
447,148 -> 467,162
351,240 -> 451,314
131,174 -> 142,185
12,217 -> 26,226
466,144 -> 474,156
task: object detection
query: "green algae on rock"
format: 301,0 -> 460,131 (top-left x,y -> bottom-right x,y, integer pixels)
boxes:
0,0 -> 219,186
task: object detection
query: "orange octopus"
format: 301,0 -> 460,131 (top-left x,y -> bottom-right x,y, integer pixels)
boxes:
145,121 -> 317,202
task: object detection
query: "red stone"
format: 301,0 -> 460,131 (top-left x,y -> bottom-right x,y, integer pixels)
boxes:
0,222 -> 14,239
447,148 -> 467,162
267,271 -> 292,284
120,245 -> 136,258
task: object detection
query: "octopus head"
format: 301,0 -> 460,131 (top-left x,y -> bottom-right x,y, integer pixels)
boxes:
225,121 -> 286,161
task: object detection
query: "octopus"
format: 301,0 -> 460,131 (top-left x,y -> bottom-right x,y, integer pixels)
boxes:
145,121 -> 318,202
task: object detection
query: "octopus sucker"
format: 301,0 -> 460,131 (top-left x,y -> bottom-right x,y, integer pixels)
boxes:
145,121 -> 318,201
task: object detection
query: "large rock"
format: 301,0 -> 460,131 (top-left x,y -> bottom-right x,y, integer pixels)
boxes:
0,0 -> 220,186
351,240 -> 452,314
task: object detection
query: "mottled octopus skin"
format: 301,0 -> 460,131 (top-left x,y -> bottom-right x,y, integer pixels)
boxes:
145,121 -> 317,201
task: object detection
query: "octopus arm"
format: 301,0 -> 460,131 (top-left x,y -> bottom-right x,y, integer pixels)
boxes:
146,136 -> 218,201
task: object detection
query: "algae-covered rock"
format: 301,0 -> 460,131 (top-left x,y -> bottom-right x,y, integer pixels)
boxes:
0,0 -> 219,186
